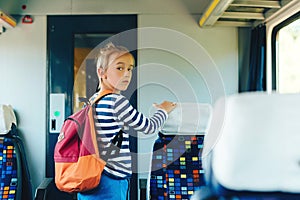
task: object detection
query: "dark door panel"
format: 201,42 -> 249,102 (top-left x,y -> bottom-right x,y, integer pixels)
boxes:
47,15 -> 137,199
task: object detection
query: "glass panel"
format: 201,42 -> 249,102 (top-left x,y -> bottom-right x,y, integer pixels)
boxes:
73,33 -> 113,112
277,19 -> 300,93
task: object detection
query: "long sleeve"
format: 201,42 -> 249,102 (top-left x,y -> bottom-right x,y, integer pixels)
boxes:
114,95 -> 168,134
94,93 -> 168,178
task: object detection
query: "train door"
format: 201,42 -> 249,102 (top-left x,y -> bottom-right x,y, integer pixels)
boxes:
46,15 -> 137,199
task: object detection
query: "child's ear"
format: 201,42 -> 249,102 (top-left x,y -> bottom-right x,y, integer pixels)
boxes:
98,68 -> 105,78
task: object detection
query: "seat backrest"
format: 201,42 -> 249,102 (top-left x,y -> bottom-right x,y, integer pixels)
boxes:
202,92 -> 300,193
0,104 -> 17,135
161,103 -> 212,135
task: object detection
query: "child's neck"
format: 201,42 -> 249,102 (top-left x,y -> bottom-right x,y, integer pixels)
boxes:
100,85 -> 120,94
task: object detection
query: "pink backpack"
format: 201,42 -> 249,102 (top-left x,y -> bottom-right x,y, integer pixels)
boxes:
54,90 -> 111,193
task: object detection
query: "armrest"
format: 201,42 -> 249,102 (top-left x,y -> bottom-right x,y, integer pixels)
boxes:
35,178 -> 53,200
34,178 -> 75,200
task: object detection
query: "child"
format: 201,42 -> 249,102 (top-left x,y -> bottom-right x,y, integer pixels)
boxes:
77,42 -> 176,200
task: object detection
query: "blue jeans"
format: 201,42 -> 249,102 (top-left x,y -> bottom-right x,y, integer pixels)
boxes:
77,173 -> 130,200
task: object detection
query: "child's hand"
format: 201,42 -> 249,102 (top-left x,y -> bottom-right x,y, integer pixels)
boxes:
153,101 -> 177,114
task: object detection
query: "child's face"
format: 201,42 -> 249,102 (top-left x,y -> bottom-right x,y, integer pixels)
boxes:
103,52 -> 134,93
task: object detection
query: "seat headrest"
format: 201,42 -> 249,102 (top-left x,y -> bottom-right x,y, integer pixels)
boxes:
161,103 -> 212,135
0,104 -> 17,135
203,92 -> 300,193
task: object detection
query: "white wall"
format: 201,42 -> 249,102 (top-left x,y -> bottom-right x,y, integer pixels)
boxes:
0,16 -> 47,194
0,0 -> 238,196
137,14 -> 238,179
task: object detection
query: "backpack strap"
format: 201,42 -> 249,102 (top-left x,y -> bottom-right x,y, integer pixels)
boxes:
88,89 -> 124,160
88,90 -> 113,159
102,130 -> 124,161
111,130 -> 124,148
91,89 -> 113,105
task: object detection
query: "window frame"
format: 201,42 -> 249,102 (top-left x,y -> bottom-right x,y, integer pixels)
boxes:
271,11 -> 300,91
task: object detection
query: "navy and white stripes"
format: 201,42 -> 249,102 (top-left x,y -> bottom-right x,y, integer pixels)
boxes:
94,93 -> 168,178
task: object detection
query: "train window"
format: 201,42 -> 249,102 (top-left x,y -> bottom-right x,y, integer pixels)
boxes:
272,12 -> 300,93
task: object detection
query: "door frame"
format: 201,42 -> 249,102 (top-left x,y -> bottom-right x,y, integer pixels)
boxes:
46,14 -> 137,198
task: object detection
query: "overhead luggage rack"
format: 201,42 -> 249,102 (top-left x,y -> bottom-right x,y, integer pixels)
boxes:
0,10 -> 16,33
199,0 -> 297,27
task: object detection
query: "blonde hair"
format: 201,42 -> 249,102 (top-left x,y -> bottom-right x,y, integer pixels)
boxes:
96,42 -> 130,72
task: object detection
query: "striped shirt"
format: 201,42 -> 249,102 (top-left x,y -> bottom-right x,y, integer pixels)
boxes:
94,93 -> 168,178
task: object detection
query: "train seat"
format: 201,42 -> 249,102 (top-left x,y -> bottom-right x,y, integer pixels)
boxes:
192,92 -> 300,199
0,104 -> 33,200
149,103 -> 212,199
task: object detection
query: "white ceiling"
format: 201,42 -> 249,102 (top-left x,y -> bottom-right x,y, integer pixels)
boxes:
0,0 -> 299,28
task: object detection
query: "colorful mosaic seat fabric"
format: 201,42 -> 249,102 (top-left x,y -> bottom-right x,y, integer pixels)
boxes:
150,133 -> 205,200
0,137 -> 19,200
0,127 -> 32,200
